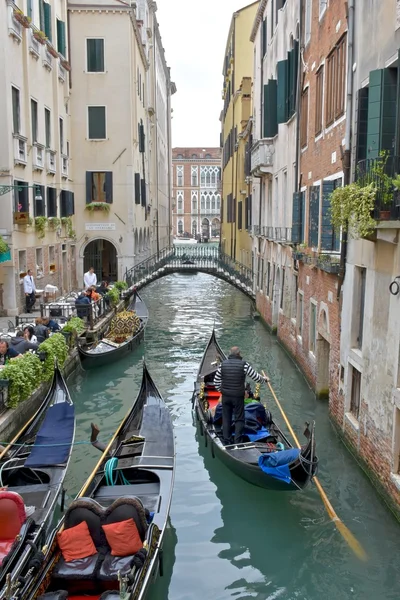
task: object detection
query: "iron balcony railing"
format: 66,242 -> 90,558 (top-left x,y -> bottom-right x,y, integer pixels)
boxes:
260,226 -> 292,242
357,156 -> 400,221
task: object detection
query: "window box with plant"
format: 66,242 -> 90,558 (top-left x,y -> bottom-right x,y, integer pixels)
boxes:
61,216 -> 75,239
13,9 -> 31,28
46,43 -> 59,59
60,59 -> 71,71
34,216 -> 48,239
316,254 -> 340,274
33,30 -> 47,44
85,202 -> 111,213
48,217 -> 61,230
330,182 -> 377,239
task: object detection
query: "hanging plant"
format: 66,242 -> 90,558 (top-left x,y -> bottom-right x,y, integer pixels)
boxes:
61,216 -> 76,239
85,202 -> 111,213
48,217 -> 61,230
106,287 -> 120,307
330,182 -> 377,239
0,236 -> 10,254
39,334 -> 68,381
34,216 -> 48,239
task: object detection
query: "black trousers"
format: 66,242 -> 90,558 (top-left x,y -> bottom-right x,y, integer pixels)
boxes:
222,394 -> 245,445
25,292 -> 35,312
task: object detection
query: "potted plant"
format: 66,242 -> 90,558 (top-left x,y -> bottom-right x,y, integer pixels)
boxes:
13,9 -> 31,27
33,30 -> 47,44
60,59 -> 71,71
330,182 -> 377,239
46,43 -> 59,58
85,202 -> 111,213
48,217 -> 61,230
34,216 -> 48,239
61,216 -> 76,239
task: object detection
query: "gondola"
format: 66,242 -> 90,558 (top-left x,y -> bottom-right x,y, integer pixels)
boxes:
78,291 -> 149,370
0,364 -> 75,591
192,330 -> 318,491
9,362 -> 175,600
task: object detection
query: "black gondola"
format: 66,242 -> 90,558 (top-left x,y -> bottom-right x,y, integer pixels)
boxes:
0,365 -> 75,589
192,330 -> 318,491
10,362 -> 175,600
78,292 -> 149,370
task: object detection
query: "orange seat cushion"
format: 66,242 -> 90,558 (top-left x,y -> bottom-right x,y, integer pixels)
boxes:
0,539 -> 15,566
102,518 -> 142,557
57,521 -> 97,562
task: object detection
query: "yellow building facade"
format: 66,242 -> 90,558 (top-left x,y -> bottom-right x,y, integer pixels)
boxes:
220,1 -> 257,267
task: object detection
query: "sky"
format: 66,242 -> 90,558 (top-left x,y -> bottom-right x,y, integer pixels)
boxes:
156,0 -> 250,149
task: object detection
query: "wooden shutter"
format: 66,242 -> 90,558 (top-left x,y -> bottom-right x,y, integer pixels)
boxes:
277,60 -> 288,123
308,186 -> 320,248
288,41 -> 299,118
86,172 -> 92,204
141,179 -> 146,207
320,180 -> 335,251
262,18 -> 267,57
249,193 -> 252,229
238,200 -> 243,230
44,2 -> 52,41
105,172 -> 113,204
57,19 -> 66,56
135,173 -> 141,204
367,68 -> 397,159
264,80 -> 278,138
70,192 -> 75,215
138,123 -> 145,152
27,0 -> 33,19
39,0 -> 45,31
47,187 -> 57,217
291,192 -> 303,243
356,87 -> 369,164
60,190 -> 67,217
301,191 -> 306,243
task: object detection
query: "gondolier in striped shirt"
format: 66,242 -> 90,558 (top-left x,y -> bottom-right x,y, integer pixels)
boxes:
213,346 -> 269,445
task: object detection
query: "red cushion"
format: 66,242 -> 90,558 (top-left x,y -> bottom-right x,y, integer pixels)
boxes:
57,521 -> 97,562
102,518 -> 142,557
0,491 -> 26,540
0,539 -> 15,566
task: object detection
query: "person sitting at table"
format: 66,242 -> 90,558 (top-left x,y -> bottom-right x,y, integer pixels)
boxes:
75,291 -> 91,320
87,286 -> 100,303
34,318 -> 50,344
96,281 -> 109,296
10,331 -> 39,354
41,317 -> 61,333
0,339 -> 20,365
23,326 -> 37,344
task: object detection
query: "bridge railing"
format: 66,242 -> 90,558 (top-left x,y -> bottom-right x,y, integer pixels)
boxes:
125,246 -> 174,287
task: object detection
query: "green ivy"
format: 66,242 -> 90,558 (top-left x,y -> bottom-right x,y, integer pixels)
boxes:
106,287 -> 120,307
48,217 -> 61,230
1,352 -> 42,408
330,182 -> 377,239
63,317 -> 85,334
39,334 -> 68,381
0,236 -> 9,254
34,216 -> 48,239
113,281 -> 128,291
61,217 -> 76,240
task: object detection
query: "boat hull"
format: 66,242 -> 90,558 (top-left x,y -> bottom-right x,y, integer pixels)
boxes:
78,325 -> 144,369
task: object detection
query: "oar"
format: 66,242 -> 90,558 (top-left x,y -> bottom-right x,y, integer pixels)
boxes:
261,370 -> 367,562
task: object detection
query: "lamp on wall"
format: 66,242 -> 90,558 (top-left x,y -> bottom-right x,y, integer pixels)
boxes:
119,236 -> 123,243
389,276 -> 400,295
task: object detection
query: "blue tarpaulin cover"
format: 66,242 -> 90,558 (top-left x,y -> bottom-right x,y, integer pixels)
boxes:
25,402 -> 75,468
247,427 -> 270,442
258,448 -> 301,484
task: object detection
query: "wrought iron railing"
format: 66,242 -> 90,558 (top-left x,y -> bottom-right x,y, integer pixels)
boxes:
357,156 -> 400,220
125,246 -> 174,287
261,226 -> 292,242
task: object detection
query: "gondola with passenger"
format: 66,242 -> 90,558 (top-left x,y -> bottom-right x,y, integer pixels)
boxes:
192,330 -> 317,491
9,362 -> 175,600
0,364 -> 75,590
78,291 -> 149,370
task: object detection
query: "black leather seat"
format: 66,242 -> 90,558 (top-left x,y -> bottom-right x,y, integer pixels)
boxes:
53,498 -> 105,581
98,496 -> 148,582
37,592 -> 68,600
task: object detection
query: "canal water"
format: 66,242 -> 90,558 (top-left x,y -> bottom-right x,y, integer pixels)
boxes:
66,273 -> 400,600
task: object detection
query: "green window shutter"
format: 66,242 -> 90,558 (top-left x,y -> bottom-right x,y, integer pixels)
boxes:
277,59 -> 288,123
321,180 -> 335,251
381,68 -> 397,153
27,0 -> 33,19
135,173 -> 141,204
263,80 -> 278,138
238,200 -> 243,230
44,2 -> 52,41
367,68 -> 397,159
39,0 -> 45,32
291,192 -> 303,243
86,172 -> 92,204
287,41 -> 299,118
301,191 -> 306,243
88,107 -> 106,139
105,172 -> 113,204
57,19 -> 66,56
262,18 -> 267,57
356,87 -> 369,163
87,39 -> 104,72
308,186 -> 320,248
141,179 -> 146,207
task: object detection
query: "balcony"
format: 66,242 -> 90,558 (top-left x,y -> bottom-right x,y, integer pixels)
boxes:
61,155 -> 69,178
28,29 -> 40,59
7,3 -> 22,43
46,150 -> 56,174
43,47 -> 53,71
262,226 -> 293,243
250,139 -> 275,176
13,135 -> 27,166
33,144 -> 44,170
58,62 -> 66,83
357,157 -> 400,222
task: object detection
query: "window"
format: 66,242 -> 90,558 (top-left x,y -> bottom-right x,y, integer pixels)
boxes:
177,220 -> 183,234
57,19 -> 66,56
60,190 -> 75,217
31,99 -> 38,143
88,106 -> 106,139
87,39 -> 105,72
45,108 -> 51,148
36,248 -> 43,277
192,220 -> 197,236
205,153 -> 212,158
305,0 -> 312,44
49,246 -> 55,272
300,88 -> 309,148
201,195 -> 205,210
315,66 -> 324,135
206,196 -> 210,211
280,268 -> 285,309
266,262 -> 271,296
216,195 -> 221,210
59,118 -> 64,154
298,292 -> 304,335
191,166 -> 198,187
292,274 -> 298,319
177,154 -> 183,159
192,193 -> 197,212
27,0 -> 32,19
350,366 -> 361,420
191,154 -> 197,159
18,250 -> 27,276
47,187 -> 57,217
176,166 -> 184,187
43,1 -> 52,41
200,166 -> 220,188
12,87 -> 20,134
326,34 -> 347,126
34,185 -> 45,217
309,301 -> 317,353
353,266 -> 366,349
319,0 -> 327,19
177,198 -> 183,211
86,171 -> 113,203
14,181 -> 29,213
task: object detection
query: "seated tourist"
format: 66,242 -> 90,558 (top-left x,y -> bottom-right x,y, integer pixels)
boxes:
23,325 -> 37,344
75,291 -> 91,319
0,339 -> 20,365
96,281 -> 109,296
10,331 -> 39,354
34,317 -> 50,343
41,316 -> 61,332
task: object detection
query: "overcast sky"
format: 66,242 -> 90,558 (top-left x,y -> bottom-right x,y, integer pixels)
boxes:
156,0 -> 249,148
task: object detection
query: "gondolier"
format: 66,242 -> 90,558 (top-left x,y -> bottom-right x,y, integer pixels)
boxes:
213,346 -> 268,445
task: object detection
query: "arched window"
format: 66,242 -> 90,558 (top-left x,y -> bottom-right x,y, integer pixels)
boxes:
177,220 -> 183,234
216,195 -> 221,210
206,195 -> 211,210
205,153 -> 211,159
211,196 -> 216,211
178,198 -> 183,211
177,154 -> 183,159
191,153 -> 197,159
200,170 -> 206,186
192,221 -> 197,236
206,171 -> 211,187
192,198 -> 197,212
201,195 -> 205,210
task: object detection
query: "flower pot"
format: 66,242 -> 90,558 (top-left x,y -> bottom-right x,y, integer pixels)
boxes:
33,31 -> 46,44
47,45 -> 59,58
378,210 -> 391,221
14,12 -> 30,27
13,211 -> 29,225
61,61 -> 71,72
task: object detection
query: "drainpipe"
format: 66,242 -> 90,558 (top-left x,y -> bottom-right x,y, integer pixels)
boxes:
294,0 -> 303,193
153,21 -> 160,258
338,0 -> 354,299
231,18 -> 236,259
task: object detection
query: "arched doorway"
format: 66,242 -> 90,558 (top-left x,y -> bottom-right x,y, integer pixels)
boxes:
192,220 -> 197,237
211,217 -> 220,237
84,239 -> 117,283
202,218 -> 210,239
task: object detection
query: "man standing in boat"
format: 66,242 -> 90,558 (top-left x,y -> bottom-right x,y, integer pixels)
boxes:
213,347 -> 268,445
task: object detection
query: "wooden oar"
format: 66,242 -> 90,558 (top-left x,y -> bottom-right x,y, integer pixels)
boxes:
261,370 -> 367,562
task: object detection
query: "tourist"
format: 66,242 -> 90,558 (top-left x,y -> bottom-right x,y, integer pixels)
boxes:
41,317 -> 61,333
213,346 -> 268,445
84,267 -> 97,290
0,339 -> 20,365
75,291 -> 91,320
34,318 -> 50,343
23,326 -> 38,344
10,331 -> 39,354
23,269 -> 36,313
96,281 -> 109,296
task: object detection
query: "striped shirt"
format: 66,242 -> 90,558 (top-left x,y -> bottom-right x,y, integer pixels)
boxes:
213,362 -> 264,391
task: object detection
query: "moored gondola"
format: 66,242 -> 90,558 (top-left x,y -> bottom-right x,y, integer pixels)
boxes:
78,292 -> 149,370
9,362 -> 175,600
192,330 -> 318,491
0,364 -> 75,590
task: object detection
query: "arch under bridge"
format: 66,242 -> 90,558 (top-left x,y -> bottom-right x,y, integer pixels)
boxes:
124,245 -> 255,300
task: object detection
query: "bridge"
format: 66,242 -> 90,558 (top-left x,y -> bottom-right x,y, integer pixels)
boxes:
124,245 -> 255,300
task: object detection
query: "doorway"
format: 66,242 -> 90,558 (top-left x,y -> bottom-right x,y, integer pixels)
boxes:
62,249 -> 68,293
272,267 -> 281,331
84,239 -> 118,283
316,335 -> 330,399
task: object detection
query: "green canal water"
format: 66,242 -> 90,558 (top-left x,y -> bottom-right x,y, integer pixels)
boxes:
65,273 -> 400,600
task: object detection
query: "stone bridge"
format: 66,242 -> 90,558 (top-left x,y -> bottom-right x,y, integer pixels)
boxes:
124,245 -> 255,300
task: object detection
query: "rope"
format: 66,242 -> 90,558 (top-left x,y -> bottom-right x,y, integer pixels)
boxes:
104,457 -> 130,486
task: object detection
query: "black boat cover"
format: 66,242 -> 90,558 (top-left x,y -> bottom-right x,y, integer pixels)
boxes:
25,403 -> 75,468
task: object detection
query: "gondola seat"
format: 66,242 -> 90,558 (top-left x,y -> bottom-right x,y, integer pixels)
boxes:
99,593 -> 121,600
98,497 -> 148,582
53,498 -> 105,581
0,491 -> 26,566
37,592 -> 68,600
